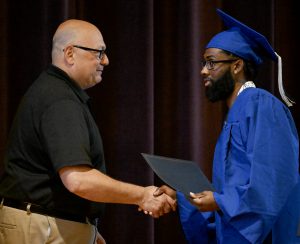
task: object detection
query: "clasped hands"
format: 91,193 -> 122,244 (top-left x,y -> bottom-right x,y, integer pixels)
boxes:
138,186 -> 177,218
138,185 -> 219,218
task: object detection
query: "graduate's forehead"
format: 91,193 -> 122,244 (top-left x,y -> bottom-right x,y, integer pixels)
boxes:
203,48 -> 229,60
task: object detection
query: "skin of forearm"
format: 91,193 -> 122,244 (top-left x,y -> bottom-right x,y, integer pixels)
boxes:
59,166 -> 146,206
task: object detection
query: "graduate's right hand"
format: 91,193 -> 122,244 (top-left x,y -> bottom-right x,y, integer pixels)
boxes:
153,185 -> 177,200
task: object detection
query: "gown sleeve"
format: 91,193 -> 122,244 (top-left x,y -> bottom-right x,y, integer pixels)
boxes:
271,175 -> 300,243
177,191 -> 216,244
213,91 -> 299,243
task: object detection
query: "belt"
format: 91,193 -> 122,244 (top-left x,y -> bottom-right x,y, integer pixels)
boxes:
0,197 -> 98,225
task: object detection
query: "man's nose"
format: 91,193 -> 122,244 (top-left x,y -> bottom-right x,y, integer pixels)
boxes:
101,53 -> 109,66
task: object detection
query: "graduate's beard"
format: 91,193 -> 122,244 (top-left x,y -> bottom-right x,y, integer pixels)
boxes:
205,69 -> 235,102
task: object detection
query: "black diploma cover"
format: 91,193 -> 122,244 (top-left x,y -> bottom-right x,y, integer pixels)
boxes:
141,153 -> 214,196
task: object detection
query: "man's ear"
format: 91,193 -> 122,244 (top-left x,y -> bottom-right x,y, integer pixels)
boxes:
63,46 -> 75,65
232,59 -> 244,74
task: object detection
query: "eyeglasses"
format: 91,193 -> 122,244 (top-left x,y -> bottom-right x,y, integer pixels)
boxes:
73,45 -> 106,60
201,59 -> 239,70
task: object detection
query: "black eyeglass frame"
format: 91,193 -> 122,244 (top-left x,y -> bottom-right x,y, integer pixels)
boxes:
202,59 -> 239,70
73,45 -> 106,60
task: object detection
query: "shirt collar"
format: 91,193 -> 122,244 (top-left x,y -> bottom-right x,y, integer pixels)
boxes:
237,81 -> 256,96
47,65 -> 90,104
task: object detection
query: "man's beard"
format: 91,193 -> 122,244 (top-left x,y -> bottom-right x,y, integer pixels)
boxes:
205,69 -> 235,102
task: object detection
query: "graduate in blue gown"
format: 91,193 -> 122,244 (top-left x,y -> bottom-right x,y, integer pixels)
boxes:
155,9 -> 300,244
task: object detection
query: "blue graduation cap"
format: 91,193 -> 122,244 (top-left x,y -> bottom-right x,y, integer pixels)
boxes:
206,9 -> 294,107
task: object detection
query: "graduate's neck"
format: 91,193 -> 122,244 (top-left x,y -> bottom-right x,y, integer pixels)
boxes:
226,80 -> 244,108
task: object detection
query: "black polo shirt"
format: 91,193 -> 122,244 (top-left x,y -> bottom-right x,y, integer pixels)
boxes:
0,65 -> 106,219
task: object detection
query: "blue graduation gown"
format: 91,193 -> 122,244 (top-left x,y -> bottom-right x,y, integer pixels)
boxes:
178,88 -> 300,244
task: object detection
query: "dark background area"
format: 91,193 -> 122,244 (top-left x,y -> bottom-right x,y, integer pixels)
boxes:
0,0 -> 298,243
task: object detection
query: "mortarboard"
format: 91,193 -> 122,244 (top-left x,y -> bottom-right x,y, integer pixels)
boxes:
206,9 -> 294,107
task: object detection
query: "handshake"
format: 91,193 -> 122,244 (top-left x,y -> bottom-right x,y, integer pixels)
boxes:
138,185 -> 219,218
137,185 -> 177,218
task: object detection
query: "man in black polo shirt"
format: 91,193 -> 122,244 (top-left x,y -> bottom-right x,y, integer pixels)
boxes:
0,19 -> 176,244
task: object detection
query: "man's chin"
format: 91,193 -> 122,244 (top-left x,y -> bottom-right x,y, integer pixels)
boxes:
93,76 -> 102,86
96,75 -> 102,83
83,79 -> 101,90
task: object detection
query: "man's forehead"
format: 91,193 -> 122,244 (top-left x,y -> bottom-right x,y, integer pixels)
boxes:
78,32 -> 106,49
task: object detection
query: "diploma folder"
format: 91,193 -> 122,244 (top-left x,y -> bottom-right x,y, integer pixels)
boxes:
141,153 -> 214,196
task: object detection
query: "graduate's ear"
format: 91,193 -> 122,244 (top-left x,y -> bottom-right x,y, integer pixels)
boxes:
232,59 -> 244,75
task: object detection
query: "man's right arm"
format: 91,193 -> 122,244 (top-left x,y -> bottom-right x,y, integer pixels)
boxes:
59,165 -> 176,218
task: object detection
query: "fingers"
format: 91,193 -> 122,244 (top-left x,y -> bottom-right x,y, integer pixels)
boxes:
192,197 -> 203,205
153,185 -> 177,200
165,194 -> 177,211
160,195 -> 173,214
138,207 -> 153,216
96,231 -> 106,244
138,186 -> 177,218
189,191 -> 219,212
190,192 -> 203,204
140,198 -> 173,217
153,187 -> 161,196
138,186 -> 164,217
190,191 -> 206,199
190,192 -> 197,198
153,191 -> 176,214
152,186 -> 164,197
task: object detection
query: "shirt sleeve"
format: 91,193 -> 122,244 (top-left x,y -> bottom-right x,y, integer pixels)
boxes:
40,99 -> 92,171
